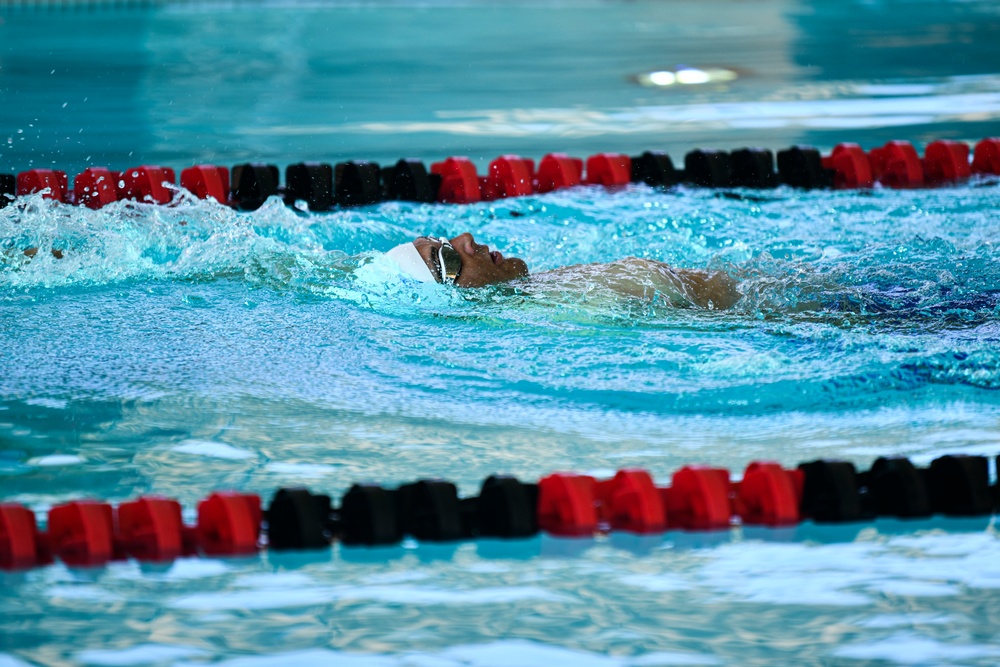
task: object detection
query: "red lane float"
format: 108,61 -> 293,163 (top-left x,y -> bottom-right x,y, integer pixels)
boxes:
534,153 -> 583,193
117,496 -> 185,562
431,157 -> 481,204
197,492 -> 262,556
181,165 -> 230,204
585,153 -> 631,187
0,504 -> 45,570
595,469 -> 667,533
47,500 -> 117,567
868,141 -> 924,188
537,473 -> 599,536
734,462 -> 802,526
119,165 -> 176,204
924,140 -> 971,184
481,155 -> 534,201
73,167 -> 120,209
662,466 -> 733,530
822,143 -> 874,189
972,138 -> 1000,175
17,169 -> 68,202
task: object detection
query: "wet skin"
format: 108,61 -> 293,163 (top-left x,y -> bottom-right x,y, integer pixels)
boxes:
413,233 -> 529,288
411,232 -> 740,308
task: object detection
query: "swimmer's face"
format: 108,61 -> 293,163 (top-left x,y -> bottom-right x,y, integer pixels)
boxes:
413,233 -> 529,288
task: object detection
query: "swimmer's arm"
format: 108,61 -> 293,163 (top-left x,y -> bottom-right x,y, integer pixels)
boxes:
539,258 -> 741,309
22,248 -> 63,259
1,247 -> 64,264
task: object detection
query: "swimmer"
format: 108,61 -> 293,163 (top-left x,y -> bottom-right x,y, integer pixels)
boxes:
387,233 -> 741,309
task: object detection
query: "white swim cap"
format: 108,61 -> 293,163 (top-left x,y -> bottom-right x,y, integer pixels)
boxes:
386,241 -> 437,283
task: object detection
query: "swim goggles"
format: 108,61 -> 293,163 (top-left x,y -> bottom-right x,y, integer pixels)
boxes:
430,237 -> 462,284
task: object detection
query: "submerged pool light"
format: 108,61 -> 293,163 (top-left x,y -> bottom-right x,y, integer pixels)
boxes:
636,67 -> 738,88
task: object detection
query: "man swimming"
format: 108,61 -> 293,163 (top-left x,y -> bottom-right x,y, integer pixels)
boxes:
386,232 -> 741,309
8,230 -> 740,309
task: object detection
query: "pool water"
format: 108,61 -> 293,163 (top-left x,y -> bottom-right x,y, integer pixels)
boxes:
3,1 -> 1000,666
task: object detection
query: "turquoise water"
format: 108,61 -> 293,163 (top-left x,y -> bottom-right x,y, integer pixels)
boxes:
3,1 -> 1000,666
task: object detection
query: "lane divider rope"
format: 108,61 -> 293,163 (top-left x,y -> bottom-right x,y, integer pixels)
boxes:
2,138 -> 999,213
1,454 -> 997,570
